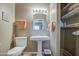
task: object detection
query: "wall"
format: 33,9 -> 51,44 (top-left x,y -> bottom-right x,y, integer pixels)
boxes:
15,3 -> 50,36
50,3 -> 60,56
0,3 -> 15,52
15,3 -> 50,52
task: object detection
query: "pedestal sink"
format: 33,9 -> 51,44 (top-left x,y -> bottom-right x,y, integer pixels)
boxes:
30,35 -> 49,56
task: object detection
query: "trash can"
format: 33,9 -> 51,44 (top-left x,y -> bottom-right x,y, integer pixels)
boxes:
43,49 -> 51,56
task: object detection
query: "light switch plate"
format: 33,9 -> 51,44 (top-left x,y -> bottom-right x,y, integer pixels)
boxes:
0,11 -> 2,21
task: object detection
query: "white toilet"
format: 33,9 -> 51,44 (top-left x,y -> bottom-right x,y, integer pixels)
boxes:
8,37 -> 27,56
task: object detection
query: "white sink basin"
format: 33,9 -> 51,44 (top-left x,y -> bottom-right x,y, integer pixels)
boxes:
30,36 -> 49,41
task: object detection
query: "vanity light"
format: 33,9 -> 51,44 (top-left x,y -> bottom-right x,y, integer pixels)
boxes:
33,8 -> 48,14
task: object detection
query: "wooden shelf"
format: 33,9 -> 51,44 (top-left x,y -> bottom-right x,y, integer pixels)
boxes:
66,23 -> 79,27
61,4 -> 79,29
62,7 -> 79,19
61,27 -> 79,29
61,23 -> 79,29
63,4 -> 73,10
68,4 -> 79,11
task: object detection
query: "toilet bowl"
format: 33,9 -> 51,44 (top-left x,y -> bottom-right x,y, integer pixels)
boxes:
8,37 -> 27,56
8,47 -> 25,56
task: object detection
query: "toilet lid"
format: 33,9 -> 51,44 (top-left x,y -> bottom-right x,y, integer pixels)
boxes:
8,47 -> 25,54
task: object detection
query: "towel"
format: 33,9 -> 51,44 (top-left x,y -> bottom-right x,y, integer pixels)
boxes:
16,19 -> 28,29
48,21 -> 57,32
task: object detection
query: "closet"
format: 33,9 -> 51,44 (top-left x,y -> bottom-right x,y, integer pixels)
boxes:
60,3 -> 79,56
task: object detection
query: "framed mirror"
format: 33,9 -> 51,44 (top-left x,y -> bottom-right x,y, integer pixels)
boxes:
32,19 -> 44,30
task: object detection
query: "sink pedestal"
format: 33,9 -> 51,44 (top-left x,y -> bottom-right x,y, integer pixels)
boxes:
37,41 -> 42,56
30,36 -> 49,56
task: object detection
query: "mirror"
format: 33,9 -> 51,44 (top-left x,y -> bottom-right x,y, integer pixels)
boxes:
32,19 -> 44,30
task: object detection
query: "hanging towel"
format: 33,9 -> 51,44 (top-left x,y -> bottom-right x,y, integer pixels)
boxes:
48,21 -> 57,32
16,19 -> 28,29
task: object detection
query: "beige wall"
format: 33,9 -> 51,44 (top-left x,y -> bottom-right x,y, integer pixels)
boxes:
15,3 -> 50,52
50,3 -> 60,56
0,3 -> 60,55
15,3 -> 50,36
15,3 -> 50,20
0,3 -> 15,52
0,3 -> 61,55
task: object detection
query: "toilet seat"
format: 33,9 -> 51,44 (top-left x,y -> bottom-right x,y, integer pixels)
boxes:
8,47 -> 25,55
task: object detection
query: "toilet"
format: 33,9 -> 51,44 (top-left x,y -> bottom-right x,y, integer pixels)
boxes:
8,37 -> 27,56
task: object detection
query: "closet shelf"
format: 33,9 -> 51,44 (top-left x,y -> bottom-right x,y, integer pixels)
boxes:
62,7 -> 79,19
63,4 -> 73,10
61,23 -> 79,29
61,27 -> 79,29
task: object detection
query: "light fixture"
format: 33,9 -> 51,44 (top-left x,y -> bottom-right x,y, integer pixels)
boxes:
33,8 -> 48,14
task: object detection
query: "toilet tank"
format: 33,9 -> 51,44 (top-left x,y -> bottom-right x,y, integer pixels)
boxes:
15,37 -> 27,47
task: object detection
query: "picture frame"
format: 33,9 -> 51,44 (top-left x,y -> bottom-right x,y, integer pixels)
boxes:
2,11 -> 9,22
